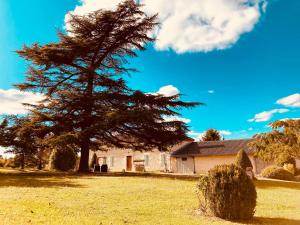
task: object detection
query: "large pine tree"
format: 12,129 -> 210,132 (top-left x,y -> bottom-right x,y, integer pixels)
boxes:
16,0 -> 200,172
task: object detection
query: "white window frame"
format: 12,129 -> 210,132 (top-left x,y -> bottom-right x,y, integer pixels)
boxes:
144,154 -> 149,167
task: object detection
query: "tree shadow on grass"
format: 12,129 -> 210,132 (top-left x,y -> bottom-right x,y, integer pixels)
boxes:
255,179 -> 300,190
246,217 -> 300,225
0,174 -> 85,188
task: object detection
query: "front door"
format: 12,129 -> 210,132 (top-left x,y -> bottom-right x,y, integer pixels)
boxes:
126,156 -> 133,171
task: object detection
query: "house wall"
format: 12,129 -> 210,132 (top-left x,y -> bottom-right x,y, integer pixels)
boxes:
170,157 -> 177,173
296,159 -> 300,169
89,140 -> 193,172
172,157 -> 194,174
172,154 -> 272,174
90,148 -> 171,172
194,155 -> 236,174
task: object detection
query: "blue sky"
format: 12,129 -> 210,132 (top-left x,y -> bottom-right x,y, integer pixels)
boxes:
0,0 -> 300,140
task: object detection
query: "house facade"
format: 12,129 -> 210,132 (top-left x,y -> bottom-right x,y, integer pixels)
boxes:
89,140 -> 192,172
90,138 -> 295,174
171,139 -> 271,174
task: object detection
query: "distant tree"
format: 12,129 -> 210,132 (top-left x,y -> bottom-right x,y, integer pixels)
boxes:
0,116 -> 38,169
0,116 -> 51,169
0,119 -> 9,146
251,119 -> 300,162
15,0 -> 200,172
235,149 -> 252,170
202,129 -> 221,141
15,115 -> 52,170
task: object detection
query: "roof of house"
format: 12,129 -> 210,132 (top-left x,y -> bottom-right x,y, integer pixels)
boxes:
171,139 -> 254,157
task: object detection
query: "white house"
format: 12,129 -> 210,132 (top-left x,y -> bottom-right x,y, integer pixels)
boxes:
90,138 -> 297,174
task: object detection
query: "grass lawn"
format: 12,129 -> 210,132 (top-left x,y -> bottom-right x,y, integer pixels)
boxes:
0,169 -> 299,225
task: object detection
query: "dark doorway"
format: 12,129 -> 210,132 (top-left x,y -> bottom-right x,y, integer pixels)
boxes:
126,156 -> 133,171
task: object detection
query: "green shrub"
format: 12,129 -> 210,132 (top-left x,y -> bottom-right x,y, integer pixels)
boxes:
49,147 -> 77,171
275,155 -> 296,167
261,165 -> 294,181
235,149 -> 252,170
196,164 -> 256,220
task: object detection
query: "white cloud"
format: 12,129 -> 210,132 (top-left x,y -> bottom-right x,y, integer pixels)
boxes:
208,90 -> 215,94
219,130 -> 232,136
65,0 -> 267,53
248,127 -> 253,131
156,85 -> 179,97
144,0 -> 266,53
187,131 -> 204,141
147,85 -> 180,97
276,93 -> 300,108
248,109 -> 289,122
279,118 -> 300,121
163,116 -> 191,124
0,89 -> 44,115
188,129 -> 232,141
187,131 -> 203,137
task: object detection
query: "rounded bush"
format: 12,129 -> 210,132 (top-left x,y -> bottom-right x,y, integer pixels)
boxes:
261,165 -> 294,181
197,164 -> 257,220
49,147 -> 77,171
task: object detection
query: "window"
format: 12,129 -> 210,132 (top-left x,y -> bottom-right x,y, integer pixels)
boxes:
182,157 -> 187,161
102,157 -> 107,164
110,156 -> 114,167
161,154 -> 166,166
144,154 -> 149,166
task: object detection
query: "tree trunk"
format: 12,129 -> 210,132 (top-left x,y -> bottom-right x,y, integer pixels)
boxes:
78,141 -> 90,172
20,153 -> 25,169
78,73 -> 94,173
38,159 -> 42,170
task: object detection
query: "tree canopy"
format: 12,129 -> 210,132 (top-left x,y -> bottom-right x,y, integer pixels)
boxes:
0,116 -> 36,169
202,129 -> 222,141
251,119 -> 300,162
15,0 -> 200,172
